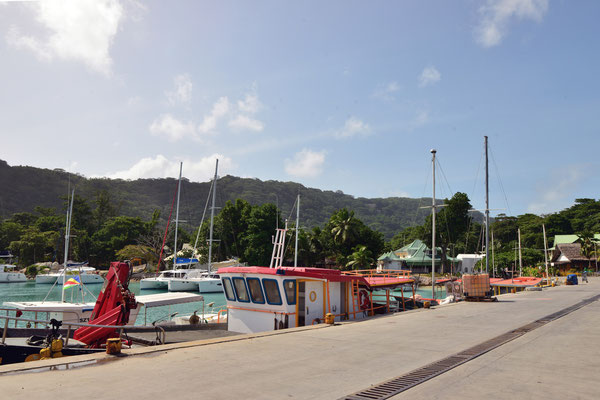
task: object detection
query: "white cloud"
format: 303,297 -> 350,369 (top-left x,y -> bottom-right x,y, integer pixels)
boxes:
6,0 -> 124,76
103,154 -> 235,181
284,149 -> 326,179
475,0 -> 548,48
527,165 -> 584,214
418,66 -> 441,87
335,117 -> 372,139
149,114 -> 196,142
237,93 -> 262,114
373,81 -> 401,100
198,97 -> 230,133
167,74 -> 193,106
228,115 -> 264,132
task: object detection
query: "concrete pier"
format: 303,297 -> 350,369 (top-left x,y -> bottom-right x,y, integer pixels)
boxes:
2,278 -> 598,400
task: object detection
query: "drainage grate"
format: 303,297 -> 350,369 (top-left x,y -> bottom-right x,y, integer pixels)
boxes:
341,293 -> 600,400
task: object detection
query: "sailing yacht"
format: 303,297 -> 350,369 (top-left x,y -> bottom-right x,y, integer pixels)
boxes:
3,190 -> 97,323
141,162 -> 208,291
168,159 -> 223,293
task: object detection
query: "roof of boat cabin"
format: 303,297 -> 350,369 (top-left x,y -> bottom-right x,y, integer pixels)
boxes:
218,266 -> 413,290
489,277 -> 543,287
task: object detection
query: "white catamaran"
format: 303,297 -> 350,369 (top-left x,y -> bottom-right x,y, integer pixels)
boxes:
168,159 -> 223,293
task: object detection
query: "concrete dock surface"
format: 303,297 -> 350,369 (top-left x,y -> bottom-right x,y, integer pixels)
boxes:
1,278 -> 599,400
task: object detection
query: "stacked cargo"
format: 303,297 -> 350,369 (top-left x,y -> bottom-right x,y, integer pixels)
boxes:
462,274 -> 492,298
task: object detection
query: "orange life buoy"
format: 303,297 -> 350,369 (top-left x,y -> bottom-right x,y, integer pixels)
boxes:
359,290 -> 371,310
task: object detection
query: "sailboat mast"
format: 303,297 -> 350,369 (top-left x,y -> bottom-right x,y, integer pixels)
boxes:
431,149 -> 436,301
485,136 -> 490,275
208,159 -> 218,272
61,190 -> 75,303
173,162 -> 183,270
294,195 -> 300,268
518,228 -> 523,276
491,229 -> 495,278
543,224 -> 550,284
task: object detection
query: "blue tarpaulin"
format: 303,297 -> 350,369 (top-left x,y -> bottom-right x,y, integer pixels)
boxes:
175,258 -> 198,265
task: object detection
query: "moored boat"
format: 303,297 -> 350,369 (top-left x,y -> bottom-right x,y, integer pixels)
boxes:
0,264 -> 27,283
218,265 -> 414,334
35,263 -> 103,285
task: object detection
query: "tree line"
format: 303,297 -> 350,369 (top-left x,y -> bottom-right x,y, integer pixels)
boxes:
389,194 -> 600,275
1,186 -> 598,275
0,191 -> 384,271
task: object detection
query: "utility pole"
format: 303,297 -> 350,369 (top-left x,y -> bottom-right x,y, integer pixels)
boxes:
431,149 -> 437,301
543,224 -> 550,283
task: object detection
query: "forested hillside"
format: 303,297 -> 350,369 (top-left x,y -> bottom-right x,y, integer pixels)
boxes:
0,159 -> 434,239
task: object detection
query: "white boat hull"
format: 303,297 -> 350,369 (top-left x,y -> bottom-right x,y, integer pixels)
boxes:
35,274 -> 104,284
168,279 -> 199,292
0,273 -> 27,283
198,278 -> 223,293
140,278 -> 168,290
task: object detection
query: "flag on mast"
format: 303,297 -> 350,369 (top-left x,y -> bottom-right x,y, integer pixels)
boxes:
63,275 -> 81,290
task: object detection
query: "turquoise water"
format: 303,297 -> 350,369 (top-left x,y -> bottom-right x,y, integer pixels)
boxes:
0,281 -> 227,326
388,287 -> 447,299
1,281 -> 445,328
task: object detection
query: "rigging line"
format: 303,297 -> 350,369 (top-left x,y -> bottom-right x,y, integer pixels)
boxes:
433,158 -> 454,254
286,195 -> 298,222
192,179 -> 213,256
156,180 -> 179,274
281,196 -> 299,263
464,214 -> 474,251
489,145 -> 512,216
470,145 -> 484,207
436,157 -> 454,197
411,159 -> 432,228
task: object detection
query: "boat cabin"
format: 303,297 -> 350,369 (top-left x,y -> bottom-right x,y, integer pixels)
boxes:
218,266 -> 414,334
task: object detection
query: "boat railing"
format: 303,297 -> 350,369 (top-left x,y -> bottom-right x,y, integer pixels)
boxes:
0,307 -> 83,329
343,269 -> 412,279
0,314 -> 141,347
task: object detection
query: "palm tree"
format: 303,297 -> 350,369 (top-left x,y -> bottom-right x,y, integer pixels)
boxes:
331,209 -> 357,245
577,230 -> 598,271
346,245 -> 373,270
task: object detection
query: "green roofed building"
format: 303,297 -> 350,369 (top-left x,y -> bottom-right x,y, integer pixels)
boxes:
377,239 -> 459,274
551,234 -> 600,250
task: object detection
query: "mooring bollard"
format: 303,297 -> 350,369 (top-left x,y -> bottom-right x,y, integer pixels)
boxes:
106,338 -> 122,355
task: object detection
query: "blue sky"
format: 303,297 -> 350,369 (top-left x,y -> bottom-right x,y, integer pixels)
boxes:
0,0 -> 598,218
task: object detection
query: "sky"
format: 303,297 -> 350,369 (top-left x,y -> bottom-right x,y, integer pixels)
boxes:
0,0 -> 599,218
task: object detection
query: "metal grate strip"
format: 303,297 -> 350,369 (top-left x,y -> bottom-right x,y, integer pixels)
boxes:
341,293 -> 600,400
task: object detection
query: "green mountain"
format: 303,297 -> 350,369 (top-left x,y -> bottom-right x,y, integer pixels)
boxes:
0,160 -> 454,240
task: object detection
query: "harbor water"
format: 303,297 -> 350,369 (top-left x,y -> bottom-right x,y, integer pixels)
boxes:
0,281 -> 228,327
1,281 -> 446,328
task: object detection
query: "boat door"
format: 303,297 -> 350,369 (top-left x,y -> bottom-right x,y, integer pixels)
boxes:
303,280 -> 324,325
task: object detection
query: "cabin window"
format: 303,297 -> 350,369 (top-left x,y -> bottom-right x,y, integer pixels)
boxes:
283,279 -> 296,305
232,277 -> 250,303
262,279 -> 282,305
222,278 -> 236,301
247,278 -> 265,304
